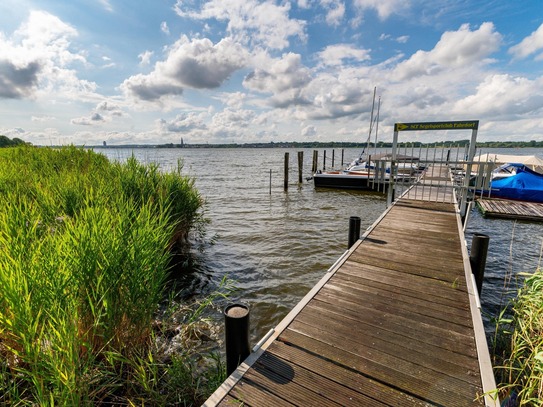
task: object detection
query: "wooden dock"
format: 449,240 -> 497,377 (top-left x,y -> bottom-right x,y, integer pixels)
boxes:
477,198 -> 543,222
205,166 -> 498,406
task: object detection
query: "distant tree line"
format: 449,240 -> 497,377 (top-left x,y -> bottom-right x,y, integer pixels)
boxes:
4,135 -> 542,149
0,135 -> 28,147
477,140 -> 542,148
374,140 -> 543,148
156,139 -> 543,149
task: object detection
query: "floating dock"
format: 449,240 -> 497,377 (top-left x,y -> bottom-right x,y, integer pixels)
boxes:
205,165 -> 498,406
477,198 -> 543,222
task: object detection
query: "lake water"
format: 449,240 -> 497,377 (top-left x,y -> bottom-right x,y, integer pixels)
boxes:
100,147 -> 543,344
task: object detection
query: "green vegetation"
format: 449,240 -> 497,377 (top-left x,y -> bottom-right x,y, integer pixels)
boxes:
493,269 -> 543,405
0,146 -> 226,405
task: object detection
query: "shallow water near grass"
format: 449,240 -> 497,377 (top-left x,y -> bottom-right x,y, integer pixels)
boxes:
100,147 -> 543,345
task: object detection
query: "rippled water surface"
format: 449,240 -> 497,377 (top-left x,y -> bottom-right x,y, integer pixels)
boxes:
101,147 -> 543,342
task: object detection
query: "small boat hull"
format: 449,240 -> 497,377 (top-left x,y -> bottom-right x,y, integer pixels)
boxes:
313,171 -> 385,190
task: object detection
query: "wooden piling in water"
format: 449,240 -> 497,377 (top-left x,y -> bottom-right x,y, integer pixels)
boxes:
298,151 -> 303,183
331,149 -> 335,168
284,152 -> 289,190
323,150 -> 326,170
312,150 -> 318,173
341,149 -> 344,167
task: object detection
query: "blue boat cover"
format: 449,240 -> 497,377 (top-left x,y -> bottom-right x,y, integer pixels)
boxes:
490,165 -> 543,203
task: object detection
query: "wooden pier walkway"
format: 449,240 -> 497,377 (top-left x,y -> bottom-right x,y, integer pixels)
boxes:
205,165 -> 498,406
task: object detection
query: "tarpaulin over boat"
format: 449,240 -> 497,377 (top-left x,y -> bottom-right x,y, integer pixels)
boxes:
490,165 -> 543,203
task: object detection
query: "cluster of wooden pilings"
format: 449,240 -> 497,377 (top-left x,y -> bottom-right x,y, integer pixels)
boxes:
282,149 -> 346,190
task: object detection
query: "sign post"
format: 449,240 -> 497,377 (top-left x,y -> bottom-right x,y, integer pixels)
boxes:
390,120 -> 479,218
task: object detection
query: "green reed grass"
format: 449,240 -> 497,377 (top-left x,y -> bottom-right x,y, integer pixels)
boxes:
0,146 -> 222,405
495,269 -> 543,405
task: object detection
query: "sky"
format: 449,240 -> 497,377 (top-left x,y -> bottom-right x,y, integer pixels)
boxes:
0,0 -> 542,146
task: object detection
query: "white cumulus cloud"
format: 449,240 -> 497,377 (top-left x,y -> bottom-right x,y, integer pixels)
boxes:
0,10 -> 95,101
393,22 -> 502,81
159,112 -> 208,132
353,0 -> 410,20
243,52 -> 312,108
509,23 -> 543,61
122,36 -> 248,102
138,50 -> 153,66
453,74 -> 543,118
71,112 -> 105,126
174,0 -> 307,50
320,0 -> 346,27
317,44 -> 371,66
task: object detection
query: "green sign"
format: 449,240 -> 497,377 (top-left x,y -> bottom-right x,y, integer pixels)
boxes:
394,121 -> 479,132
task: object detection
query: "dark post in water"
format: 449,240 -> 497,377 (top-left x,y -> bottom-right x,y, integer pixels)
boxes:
224,303 -> 250,376
348,216 -> 361,248
312,150 -> 318,173
323,150 -> 327,170
470,233 -> 489,295
298,151 -> 303,183
331,149 -> 335,168
284,152 -> 289,190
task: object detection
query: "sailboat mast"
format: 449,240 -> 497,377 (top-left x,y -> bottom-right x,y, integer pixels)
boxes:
360,87 -> 377,160
374,96 -> 381,155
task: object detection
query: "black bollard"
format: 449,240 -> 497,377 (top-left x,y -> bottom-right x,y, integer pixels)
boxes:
224,303 -> 250,376
348,216 -> 361,249
469,233 -> 489,295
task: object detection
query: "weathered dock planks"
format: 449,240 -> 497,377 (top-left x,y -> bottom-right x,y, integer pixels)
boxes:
477,198 -> 543,222
205,166 -> 498,407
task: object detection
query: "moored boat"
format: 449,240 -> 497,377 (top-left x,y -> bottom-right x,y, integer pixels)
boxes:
486,164 -> 543,203
313,152 -> 421,190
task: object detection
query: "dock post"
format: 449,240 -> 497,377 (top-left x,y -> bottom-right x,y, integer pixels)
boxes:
469,233 -> 489,295
284,152 -> 289,190
348,216 -> 361,248
332,149 -> 335,168
312,150 -> 318,173
341,149 -> 344,167
224,303 -> 250,376
298,151 -> 303,183
323,150 -> 327,170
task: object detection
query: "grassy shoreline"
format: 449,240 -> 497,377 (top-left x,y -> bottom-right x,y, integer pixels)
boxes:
0,146 -> 224,405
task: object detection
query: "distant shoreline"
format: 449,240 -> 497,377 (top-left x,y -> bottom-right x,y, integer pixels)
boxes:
78,140 -> 543,149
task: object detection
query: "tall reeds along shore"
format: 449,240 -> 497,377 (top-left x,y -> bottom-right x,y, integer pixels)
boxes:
0,146 -> 221,405
494,268 -> 543,405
